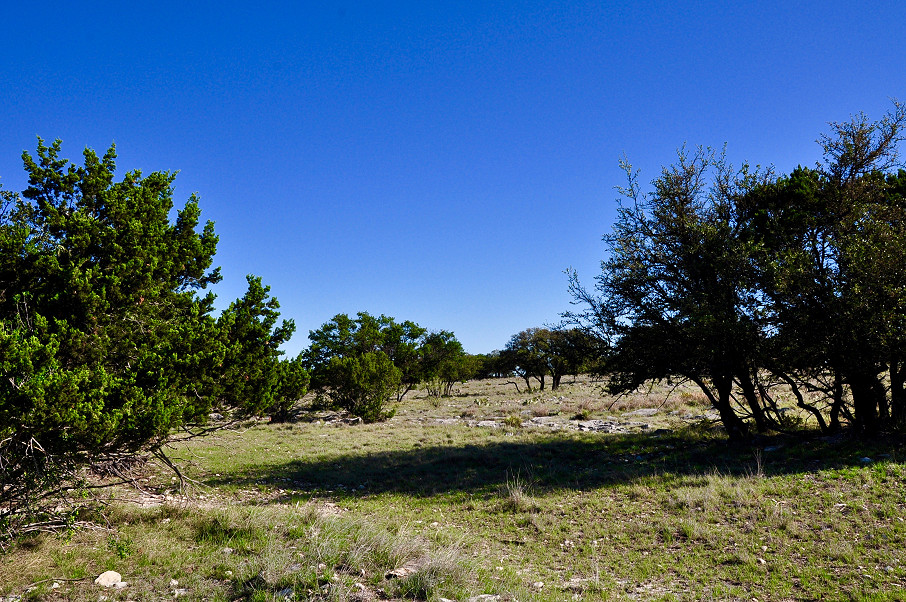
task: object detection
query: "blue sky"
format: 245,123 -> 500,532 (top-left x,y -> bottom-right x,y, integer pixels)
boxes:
2,1 -> 905,355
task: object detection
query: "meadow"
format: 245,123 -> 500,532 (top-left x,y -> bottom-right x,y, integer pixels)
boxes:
2,376 -> 905,601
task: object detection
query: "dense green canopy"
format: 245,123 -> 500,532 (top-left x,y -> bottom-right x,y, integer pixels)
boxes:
570,103 -> 906,439
0,140 -> 305,536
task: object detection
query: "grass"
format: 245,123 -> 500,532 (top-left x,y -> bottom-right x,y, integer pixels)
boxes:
2,376 -> 906,600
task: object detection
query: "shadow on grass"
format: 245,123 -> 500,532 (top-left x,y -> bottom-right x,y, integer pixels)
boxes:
205,427 -> 906,499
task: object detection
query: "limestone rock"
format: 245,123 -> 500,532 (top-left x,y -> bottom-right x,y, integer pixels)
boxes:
94,571 -> 122,587
625,408 -> 659,416
386,566 -> 417,579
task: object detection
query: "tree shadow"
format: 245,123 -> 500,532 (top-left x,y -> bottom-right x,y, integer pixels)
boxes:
205,429 -> 905,500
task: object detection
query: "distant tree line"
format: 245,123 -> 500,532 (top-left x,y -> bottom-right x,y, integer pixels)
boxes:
568,102 -> 906,440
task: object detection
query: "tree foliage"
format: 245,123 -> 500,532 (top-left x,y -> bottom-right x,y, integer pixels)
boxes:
0,140 -> 301,538
500,327 -> 596,391
304,313 -> 412,421
215,276 -> 308,422
421,330 -> 471,397
569,102 -> 906,439
304,313 -> 470,416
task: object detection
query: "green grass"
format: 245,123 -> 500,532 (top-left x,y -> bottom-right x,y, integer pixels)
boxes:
2,376 -> 906,600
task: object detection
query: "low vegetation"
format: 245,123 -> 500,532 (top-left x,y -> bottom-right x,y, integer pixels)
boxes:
2,376 -> 904,600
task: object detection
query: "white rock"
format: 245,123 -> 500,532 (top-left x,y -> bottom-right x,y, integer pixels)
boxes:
94,571 -> 123,587
533,581 -> 545,589
174,588 -> 188,597
386,566 -> 416,579
113,581 -> 128,589
169,579 -> 179,587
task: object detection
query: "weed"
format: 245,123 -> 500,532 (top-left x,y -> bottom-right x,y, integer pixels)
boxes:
106,534 -> 134,559
503,414 -> 523,428
499,473 -> 539,513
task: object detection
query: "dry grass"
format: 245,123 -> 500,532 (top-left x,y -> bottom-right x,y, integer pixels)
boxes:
3,376 -> 906,601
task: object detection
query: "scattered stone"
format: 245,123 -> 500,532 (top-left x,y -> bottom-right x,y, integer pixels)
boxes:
533,581 -> 545,589
51,583 -> 60,590
625,408 -> 659,416
94,571 -> 123,587
757,557 -> 766,565
276,588 -> 294,599
529,416 -> 560,425
475,420 -> 501,428
221,547 -> 234,554
113,581 -> 128,589
386,566 -> 417,579
563,577 -> 589,592
468,596 -> 501,602
169,579 -> 179,587
173,588 -> 188,597
575,419 -> 618,432
224,570 -> 233,577
432,418 -> 459,425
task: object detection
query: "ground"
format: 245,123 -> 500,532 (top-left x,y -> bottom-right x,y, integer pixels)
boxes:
2,376 -> 905,601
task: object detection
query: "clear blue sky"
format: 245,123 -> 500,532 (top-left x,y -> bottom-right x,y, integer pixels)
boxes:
2,1 -> 905,355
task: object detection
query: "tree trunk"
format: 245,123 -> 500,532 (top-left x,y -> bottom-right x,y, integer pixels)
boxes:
847,367 -> 884,434
737,370 -> 768,432
891,357 -> 906,429
829,370 -> 845,433
690,374 -> 748,441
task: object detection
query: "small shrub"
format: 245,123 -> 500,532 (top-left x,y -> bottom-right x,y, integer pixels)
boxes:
503,415 -> 523,428
106,535 -> 134,559
572,407 -> 592,420
500,474 -> 539,513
